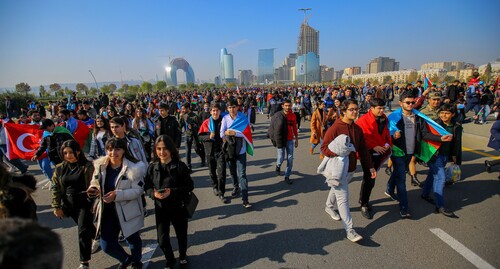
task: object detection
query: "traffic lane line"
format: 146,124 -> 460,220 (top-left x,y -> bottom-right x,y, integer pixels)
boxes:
141,243 -> 158,269
462,147 -> 500,160
430,228 -> 495,269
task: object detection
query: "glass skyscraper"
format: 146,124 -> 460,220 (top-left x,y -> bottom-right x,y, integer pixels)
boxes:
296,21 -> 320,84
258,48 -> 275,84
220,48 -> 235,83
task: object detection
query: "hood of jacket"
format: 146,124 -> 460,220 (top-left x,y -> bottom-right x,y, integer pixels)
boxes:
93,156 -> 146,180
328,134 -> 355,157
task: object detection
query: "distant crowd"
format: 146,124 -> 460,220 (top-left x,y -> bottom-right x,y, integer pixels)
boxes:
1,71 -> 499,268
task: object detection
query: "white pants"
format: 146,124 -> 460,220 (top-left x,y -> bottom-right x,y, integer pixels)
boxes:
326,172 -> 354,232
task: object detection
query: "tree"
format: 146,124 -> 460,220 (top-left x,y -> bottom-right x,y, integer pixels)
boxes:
225,82 -> 236,89
39,85 -> 49,97
128,85 -> 140,94
49,83 -> 61,96
154,80 -> 167,92
141,81 -> 153,93
407,72 -> 418,84
101,85 -> 111,95
178,84 -> 187,92
482,63 -> 492,84
64,87 -> 73,96
167,86 -> 177,92
89,87 -> 98,96
76,83 -> 89,96
443,75 -> 454,84
121,84 -> 129,93
431,74 -> 439,85
108,83 -> 117,93
15,82 -> 31,96
383,76 -> 392,84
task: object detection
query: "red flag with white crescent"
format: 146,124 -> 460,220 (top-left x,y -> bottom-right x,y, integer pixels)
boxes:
4,122 -> 47,160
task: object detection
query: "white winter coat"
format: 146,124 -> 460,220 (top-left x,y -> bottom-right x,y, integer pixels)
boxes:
90,156 -> 147,238
317,134 -> 355,187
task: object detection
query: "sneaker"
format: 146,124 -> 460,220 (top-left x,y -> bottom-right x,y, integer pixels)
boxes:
179,257 -> 188,266
384,191 -> 399,201
78,264 -> 90,269
420,194 -> 435,205
219,195 -> 229,204
346,230 -> 363,243
485,160 -> 492,173
309,147 -> 314,155
91,239 -> 100,254
360,206 -> 372,219
243,200 -> 252,208
385,167 -> 392,176
213,188 -> 219,196
435,207 -> 459,218
284,176 -> 292,185
324,206 -> 341,221
143,207 -> 148,217
275,166 -> 281,176
400,209 -> 411,219
231,187 -> 240,197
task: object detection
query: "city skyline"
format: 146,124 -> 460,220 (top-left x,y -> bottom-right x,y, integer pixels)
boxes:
0,0 -> 499,88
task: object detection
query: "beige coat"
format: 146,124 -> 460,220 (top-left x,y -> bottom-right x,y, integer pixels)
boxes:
310,108 -> 325,145
90,157 -> 146,238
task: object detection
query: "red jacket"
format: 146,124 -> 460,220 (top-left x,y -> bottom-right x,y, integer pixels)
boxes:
321,118 -> 373,172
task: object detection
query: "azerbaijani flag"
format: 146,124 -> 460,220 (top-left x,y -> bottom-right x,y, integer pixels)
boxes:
388,108 -> 451,163
198,112 -> 228,134
423,73 -> 433,90
226,112 -> 254,156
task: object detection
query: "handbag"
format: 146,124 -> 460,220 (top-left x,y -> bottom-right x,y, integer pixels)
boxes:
184,191 -> 198,218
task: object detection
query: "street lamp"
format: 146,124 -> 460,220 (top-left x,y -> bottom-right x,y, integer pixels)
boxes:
298,8 -> 311,86
88,70 -> 99,94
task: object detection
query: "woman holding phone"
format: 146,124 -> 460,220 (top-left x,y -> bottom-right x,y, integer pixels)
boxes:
51,140 -> 95,269
87,137 -> 146,269
144,135 -> 194,269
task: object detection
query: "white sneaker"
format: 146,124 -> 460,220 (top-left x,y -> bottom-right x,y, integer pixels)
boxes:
42,181 -> 51,190
325,206 -> 341,221
347,230 -> 363,243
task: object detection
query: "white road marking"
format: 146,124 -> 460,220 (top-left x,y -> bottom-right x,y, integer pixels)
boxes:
430,228 -> 495,269
141,243 -> 158,269
36,178 -> 49,187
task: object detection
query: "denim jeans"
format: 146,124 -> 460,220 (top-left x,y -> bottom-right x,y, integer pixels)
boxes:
326,172 -> 354,233
38,157 -> 54,181
228,153 -> 249,201
386,154 -> 411,211
481,105 -> 491,122
422,154 -> 447,208
276,140 -> 294,177
100,205 -> 142,264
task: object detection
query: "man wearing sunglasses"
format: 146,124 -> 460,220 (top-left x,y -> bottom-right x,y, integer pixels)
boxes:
386,91 -> 452,219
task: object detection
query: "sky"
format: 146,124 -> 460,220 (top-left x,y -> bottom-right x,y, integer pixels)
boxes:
0,0 -> 499,88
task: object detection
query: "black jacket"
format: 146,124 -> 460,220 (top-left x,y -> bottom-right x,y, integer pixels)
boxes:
446,85 -> 460,103
34,132 -> 74,164
144,161 -> 194,209
267,111 -> 288,148
154,115 -> 182,148
199,117 -> 223,158
435,119 -> 463,165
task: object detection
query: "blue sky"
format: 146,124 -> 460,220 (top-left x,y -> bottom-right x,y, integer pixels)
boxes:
0,0 -> 499,88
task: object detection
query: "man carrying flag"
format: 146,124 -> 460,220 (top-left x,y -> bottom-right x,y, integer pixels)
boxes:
220,99 -> 254,208
199,103 -> 230,204
386,91 -> 452,219
31,119 -> 74,166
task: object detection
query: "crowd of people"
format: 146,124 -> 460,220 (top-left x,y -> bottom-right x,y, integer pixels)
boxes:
1,72 -> 499,268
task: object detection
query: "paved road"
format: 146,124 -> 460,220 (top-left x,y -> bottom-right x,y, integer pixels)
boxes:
29,112 -> 499,269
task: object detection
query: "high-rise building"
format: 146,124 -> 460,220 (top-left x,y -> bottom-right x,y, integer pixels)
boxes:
333,70 -> 344,81
295,19 -> 320,84
258,48 -> 275,84
343,67 -> 361,76
238,69 -> 253,85
366,57 -> 399,74
276,53 -> 297,82
220,48 -> 235,84
320,65 -> 334,82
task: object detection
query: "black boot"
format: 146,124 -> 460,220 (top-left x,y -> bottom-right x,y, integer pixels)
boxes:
410,174 -> 422,187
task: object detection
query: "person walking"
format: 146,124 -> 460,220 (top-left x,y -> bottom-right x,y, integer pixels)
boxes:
268,99 -> 298,185
144,135 -> 194,269
87,138 -> 146,269
321,99 -> 375,242
51,140 -> 96,269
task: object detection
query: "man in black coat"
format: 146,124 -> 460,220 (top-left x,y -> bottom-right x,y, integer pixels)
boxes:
446,80 -> 461,104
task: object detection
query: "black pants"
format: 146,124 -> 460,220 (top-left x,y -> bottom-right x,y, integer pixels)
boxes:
208,151 -> 226,195
65,194 -> 96,262
294,112 -> 301,129
359,155 -> 383,207
186,136 -> 205,167
155,205 -> 188,263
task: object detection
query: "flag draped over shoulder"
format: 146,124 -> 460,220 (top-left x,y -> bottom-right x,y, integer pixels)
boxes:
228,112 -> 254,156
198,112 -> 228,134
388,108 -> 450,163
4,123 -> 46,160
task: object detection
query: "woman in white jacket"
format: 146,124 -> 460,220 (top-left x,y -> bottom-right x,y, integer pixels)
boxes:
87,137 -> 146,269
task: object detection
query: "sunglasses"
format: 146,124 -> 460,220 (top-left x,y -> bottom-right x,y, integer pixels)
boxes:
404,101 -> 416,105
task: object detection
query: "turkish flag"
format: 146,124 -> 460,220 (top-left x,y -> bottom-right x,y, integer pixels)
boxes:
4,122 -> 46,160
